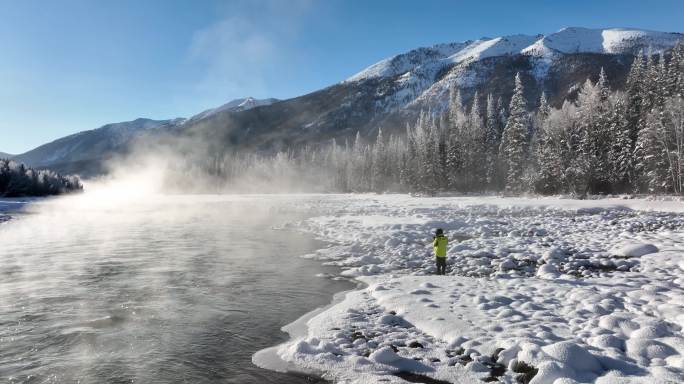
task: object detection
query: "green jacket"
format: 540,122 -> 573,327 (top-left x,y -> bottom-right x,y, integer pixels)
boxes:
433,235 -> 448,257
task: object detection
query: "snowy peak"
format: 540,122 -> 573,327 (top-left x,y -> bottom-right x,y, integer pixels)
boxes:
523,27 -> 682,56
346,42 -> 471,82
190,97 -> 279,121
447,34 -> 540,63
348,27 -> 684,82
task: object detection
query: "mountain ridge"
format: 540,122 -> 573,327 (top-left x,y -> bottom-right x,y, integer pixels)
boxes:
14,26 -> 684,176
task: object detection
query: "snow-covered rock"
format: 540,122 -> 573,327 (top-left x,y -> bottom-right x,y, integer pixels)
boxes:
541,341 -> 603,373
610,243 -> 659,257
368,346 -> 401,364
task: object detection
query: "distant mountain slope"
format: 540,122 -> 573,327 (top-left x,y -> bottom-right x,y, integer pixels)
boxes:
13,118 -> 184,175
0,152 -> 13,159
16,27 -> 684,176
13,97 -> 280,176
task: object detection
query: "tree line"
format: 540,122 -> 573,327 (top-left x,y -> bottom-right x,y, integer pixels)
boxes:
185,44 -> 684,196
0,159 -> 83,197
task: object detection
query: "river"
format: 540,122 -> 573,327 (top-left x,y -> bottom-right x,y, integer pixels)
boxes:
0,194 -> 352,383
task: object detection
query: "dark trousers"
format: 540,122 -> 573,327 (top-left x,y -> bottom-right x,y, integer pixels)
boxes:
436,257 -> 446,275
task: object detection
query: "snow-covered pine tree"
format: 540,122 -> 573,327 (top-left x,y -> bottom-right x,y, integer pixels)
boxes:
595,68 -> 613,189
606,97 -> 633,191
484,94 -> 500,188
500,73 -> 530,193
494,95 -> 508,190
348,131 -> 364,191
666,42 -> 683,97
446,88 -> 464,190
534,105 -> 571,194
420,115 -> 441,194
625,51 -> 645,143
636,110 -> 672,193
526,92 -> 550,192
463,91 -> 487,190
371,128 -> 386,192
660,95 -> 684,194
654,52 -> 668,108
399,124 -> 416,191
437,113 -> 449,190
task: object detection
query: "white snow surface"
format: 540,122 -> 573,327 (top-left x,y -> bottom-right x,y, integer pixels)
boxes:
255,195 -> 684,384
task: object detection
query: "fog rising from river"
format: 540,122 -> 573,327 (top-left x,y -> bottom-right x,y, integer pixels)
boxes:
0,193 -> 352,383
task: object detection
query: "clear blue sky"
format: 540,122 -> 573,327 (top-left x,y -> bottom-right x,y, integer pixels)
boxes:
1,0 -> 683,154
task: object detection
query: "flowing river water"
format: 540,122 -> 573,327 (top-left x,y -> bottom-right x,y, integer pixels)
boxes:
0,194 -> 353,383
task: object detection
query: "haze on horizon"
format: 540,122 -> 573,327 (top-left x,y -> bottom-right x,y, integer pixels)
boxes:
1,0 -> 684,154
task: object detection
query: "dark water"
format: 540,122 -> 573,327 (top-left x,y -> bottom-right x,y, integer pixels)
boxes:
0,195 -> 352,383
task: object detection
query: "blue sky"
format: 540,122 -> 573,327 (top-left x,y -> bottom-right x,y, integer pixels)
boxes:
1,0 -> 683,154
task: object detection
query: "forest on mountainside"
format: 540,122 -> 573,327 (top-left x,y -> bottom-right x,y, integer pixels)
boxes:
171,44 -> 684,196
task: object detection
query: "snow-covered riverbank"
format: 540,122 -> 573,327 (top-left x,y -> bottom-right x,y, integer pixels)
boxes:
257,195 -> 684,384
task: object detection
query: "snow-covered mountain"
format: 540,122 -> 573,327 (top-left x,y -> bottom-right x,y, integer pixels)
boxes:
179,27 -> 683,152
345,27 -> 683,112
349,27 -> 678,83
17,27 -> 684,176
13,97 -> 276,175
189,97 -> 279,121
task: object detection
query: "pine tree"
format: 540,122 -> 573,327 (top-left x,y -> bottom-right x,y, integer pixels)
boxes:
636,110 -> 672,193
666,42 -> 683,97
446,90 -> 464,190
607,97 -> 633,191
625,51 -> 645,143
371,128 -> 386,192
414,113 -> 440,194
535,109 -> 561,194
500,73 -> 530,193
465,91 -> 487,190
484,94 -> 500,188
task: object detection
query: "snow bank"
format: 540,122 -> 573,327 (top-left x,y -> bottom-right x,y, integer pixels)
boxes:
257,195 -> 684,383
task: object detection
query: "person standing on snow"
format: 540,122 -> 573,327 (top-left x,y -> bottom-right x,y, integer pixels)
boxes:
433,228 -> 448,275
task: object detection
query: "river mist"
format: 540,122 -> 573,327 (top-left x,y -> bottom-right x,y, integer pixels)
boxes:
0,193 -> 352,383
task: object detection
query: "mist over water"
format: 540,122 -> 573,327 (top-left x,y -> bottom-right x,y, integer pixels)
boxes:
0,193 -> 352,383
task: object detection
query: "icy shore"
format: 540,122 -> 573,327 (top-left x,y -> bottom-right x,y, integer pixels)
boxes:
256,195 -> 684,384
